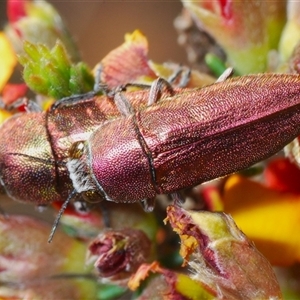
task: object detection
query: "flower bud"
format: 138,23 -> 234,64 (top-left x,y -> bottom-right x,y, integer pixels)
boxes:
5,0 -> 80,62
182,1 -> 286,74
87,229 -> 152,285
19,41 -> 94,99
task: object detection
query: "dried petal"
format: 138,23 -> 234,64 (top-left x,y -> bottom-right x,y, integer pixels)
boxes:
165,205 -> 282,299
128,261 -> 160,291
95,30 -> 155,88
136,275 -> 171,300
95,30 -> 214,89
2,83 -> 28,106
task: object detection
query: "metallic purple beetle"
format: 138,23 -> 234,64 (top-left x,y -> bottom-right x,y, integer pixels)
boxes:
66,73 -> 300,211
1,74 -> 300,213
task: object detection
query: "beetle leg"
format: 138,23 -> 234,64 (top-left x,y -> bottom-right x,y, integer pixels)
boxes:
111,77 -> 175,116
147,77 -> 175,105
51,90 -> 103,110
119,82 -> 152,91
140,197 -> 156,212
115,77 -> 176,109
93,63 -> 103,92
115,65 -> 191,94
216,67 -> 234,83
167,65 -> 191,88
113,92 -> 135,116
93,63 -> 111,94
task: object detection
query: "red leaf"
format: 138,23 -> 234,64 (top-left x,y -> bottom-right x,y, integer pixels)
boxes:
7,0 -> 27,23
2,83 -> 27,105
264,157 -> 300,194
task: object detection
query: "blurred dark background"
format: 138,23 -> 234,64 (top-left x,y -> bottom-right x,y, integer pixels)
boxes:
0,0 -> 188,68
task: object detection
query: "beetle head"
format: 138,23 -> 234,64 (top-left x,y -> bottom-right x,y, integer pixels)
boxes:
67,141 -> 106,203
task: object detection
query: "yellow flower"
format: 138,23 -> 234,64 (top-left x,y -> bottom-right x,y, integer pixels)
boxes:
0,32 -> 16,91
223,175 -> 300,266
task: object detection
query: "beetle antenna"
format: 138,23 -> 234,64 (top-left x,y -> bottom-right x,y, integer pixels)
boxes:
48,189 -> 77,243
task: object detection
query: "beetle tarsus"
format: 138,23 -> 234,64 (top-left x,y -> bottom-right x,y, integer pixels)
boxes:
140,197 -> 156,212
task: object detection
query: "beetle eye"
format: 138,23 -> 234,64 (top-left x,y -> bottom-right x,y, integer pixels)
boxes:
82,190 -> 104,203
69,141 -> 86,159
